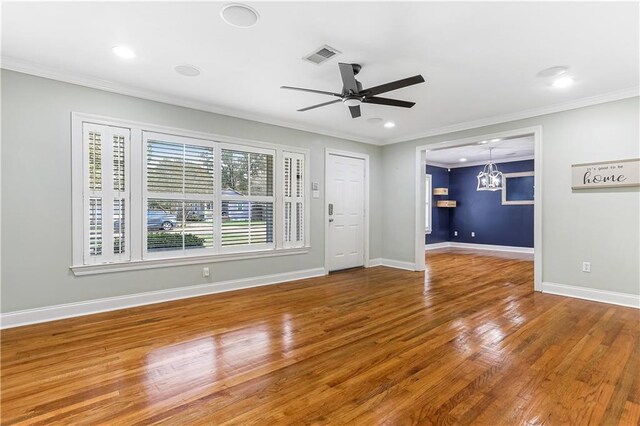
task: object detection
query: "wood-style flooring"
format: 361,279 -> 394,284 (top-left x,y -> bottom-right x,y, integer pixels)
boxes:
1,249 -> 639,425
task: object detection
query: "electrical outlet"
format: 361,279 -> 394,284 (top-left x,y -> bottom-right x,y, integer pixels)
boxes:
471,232 -> 475,237
202,267 -> 210,278
582,262 -> 591,273
454,231 -> 458,236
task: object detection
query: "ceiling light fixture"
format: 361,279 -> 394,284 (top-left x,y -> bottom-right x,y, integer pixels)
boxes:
479,140 -> 488,144
112,45 -> 136,59
552,76 -> 574,88
490,138 -> 501,143
343,98 -> 362,107
537,66 -> 568,78
477,148 -> 503,192
384,121 -> 395,129
459,158 -> 467,162
174,65 -> 201,77
220,3 -> 260,28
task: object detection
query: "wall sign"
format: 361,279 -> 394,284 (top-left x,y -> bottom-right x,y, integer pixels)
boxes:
571,158 -> 640,189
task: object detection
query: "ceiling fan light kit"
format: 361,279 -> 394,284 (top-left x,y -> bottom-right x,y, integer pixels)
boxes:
281,62 -> 425,119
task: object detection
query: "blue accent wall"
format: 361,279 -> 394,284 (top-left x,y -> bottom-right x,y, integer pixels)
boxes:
426,165 -> 450,244
449,160 -> 534,247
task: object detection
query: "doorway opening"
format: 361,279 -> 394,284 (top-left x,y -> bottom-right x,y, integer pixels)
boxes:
415,126 -> 542,291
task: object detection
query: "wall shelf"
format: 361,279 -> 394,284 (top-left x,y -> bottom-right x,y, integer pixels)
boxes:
433,187 -> 449,196
436,200 -> 457,208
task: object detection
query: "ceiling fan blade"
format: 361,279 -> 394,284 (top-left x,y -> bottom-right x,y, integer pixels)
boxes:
281,86 -> 341,97
297,99 -> 342,112
363,96 -> 416,108
362,75 -> 425,96
349,105 -> 361,118
338,63 -> 359,94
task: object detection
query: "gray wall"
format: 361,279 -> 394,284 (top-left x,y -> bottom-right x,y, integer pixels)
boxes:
382,96 -> 640,295
0,70 -> 383,312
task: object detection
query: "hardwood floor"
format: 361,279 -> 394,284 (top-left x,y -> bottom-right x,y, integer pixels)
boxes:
2,250 -> 639,425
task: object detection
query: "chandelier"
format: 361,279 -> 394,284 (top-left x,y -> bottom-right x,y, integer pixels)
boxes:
476,148 -> 503,191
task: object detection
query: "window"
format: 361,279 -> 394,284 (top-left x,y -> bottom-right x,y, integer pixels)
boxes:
83,123 -> 130,264
502,172 -> 535,205
220,147 -> 275,250
283,152 -> 305,248
73,115 -> 309,273
144,133 -> 215,256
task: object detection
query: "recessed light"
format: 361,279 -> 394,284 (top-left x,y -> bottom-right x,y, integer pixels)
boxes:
221,3 -> 260,28
384,121 -> 395,129
490,138 -> 501,143
459,158 -> 467,162
112,45 -> 136,59
479,140 -> 488,144
552,76 -> 574,88
174,65 -> 201,77
537,66 -> 568,78
366,117 -> 383,124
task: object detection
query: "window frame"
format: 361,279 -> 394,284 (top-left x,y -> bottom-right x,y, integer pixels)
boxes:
71,112 -> 310,275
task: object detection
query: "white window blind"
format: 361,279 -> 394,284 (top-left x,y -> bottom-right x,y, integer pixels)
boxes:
145,134 -> 215,255
221,147 -> 275,249
83,123 -> 130,264
283,152 -> 305,248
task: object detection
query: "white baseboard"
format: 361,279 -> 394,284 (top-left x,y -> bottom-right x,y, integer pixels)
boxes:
379,258 -> 417,271
425,242 -> 452,251
542,282 -> 640,309
425,241 -> 534,254
367,258 -> 382,267
0,267 -> 326,329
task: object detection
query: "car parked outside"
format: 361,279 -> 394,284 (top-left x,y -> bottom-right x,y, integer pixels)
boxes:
147,211 -> 178,231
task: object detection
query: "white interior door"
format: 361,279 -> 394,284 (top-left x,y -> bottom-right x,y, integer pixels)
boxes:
327,153 -> 365,272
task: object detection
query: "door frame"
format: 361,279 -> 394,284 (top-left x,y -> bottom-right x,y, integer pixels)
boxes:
325,149 -> 370,274
414,125 -> 543,292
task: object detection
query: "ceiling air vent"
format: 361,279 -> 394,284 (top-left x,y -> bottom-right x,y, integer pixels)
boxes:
303,45 -> 341,65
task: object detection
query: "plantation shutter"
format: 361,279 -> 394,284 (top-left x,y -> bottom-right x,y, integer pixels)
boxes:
283,152 -> 305,248
220,147 -> 275,248
83,123 -> 130,264
145,134 -> 215,255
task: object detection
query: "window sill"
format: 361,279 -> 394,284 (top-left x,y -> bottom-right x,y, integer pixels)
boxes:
70,247 -> 310,276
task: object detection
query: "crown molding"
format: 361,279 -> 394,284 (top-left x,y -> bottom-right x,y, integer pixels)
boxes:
0,56 -> 381,146
426,155 -> 535,169
3,57 -> 637,148
383,87 -> 640,145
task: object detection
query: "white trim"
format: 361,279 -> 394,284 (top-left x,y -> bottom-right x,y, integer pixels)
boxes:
415,125 -> 543,291
425,242 -> 534,254
425,242 -> 452,251
71,247 -> 309,276
367,258 -> 382,267
3,58 -> 637,147
0,267 -> 325,329
324,149 -> 370,273
450,242 -> 533,254
542,282 -> 640,309
386,87 -> 639,145
425,174 -> 432,234
379,258 -> 416,271
447,155 -> 535,169
2,58 -> 376,145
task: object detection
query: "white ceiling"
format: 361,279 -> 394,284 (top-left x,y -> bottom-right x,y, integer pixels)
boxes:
2,2 -> 638,145
426,135 -> 534,167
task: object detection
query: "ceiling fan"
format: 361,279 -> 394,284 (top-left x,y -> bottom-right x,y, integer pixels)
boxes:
281,63 -> 425,119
